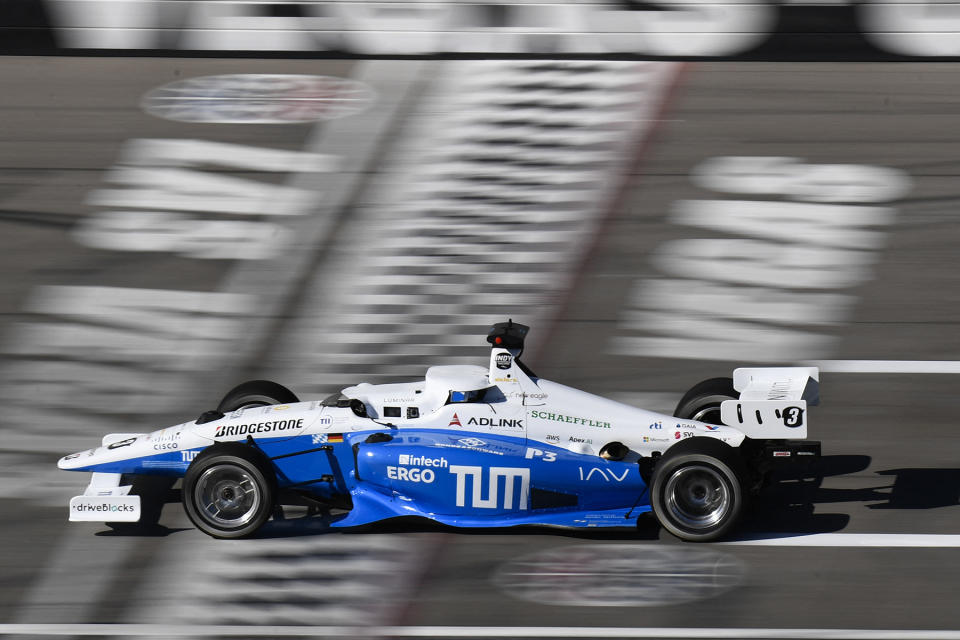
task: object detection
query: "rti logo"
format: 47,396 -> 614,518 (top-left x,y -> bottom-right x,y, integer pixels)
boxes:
449,465 -> 530,510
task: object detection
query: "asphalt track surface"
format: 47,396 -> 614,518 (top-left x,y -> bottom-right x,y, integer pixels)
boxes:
2,59 -> 960,638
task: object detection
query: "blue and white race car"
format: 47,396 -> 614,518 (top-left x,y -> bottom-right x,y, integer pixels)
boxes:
59,321 -> 821,542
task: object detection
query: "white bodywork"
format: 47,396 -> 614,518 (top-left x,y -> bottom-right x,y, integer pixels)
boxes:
59,345 -> 818,521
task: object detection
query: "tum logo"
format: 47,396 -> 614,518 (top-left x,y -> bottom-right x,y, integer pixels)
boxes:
449,465 -> 530,511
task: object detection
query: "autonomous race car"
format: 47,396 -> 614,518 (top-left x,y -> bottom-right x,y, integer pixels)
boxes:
59,321 -> 821,542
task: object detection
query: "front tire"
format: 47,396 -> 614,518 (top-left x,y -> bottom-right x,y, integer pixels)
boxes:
182,445 -> 275,539
651,437 -> 746,542
217,380 -> 299,413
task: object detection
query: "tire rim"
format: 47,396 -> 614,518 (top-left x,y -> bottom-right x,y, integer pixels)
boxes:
691,405 -> 722,425
236,401 -> 270,410
664,465 -> 731,530
194,464 -> 261,528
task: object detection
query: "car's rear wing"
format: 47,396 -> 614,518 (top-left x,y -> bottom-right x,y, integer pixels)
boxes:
720,367 -> 819,439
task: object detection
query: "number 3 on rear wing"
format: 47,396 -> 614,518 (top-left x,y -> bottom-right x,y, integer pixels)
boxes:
720,367 -> 820,439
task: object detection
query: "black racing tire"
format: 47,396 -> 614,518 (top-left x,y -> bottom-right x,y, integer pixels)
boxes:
673,377 -> 738,426
650,437 -> 747,542
182,444 -> 276,539
216,380 -> 299,413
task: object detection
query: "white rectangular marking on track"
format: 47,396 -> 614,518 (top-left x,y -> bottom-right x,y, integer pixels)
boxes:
722,533 -> 960,547
809,360 -> 960,373
2,625 -> 960,639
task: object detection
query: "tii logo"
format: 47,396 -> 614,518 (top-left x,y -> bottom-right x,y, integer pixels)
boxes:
449,413 -> 462,427
449,465 -> 530,510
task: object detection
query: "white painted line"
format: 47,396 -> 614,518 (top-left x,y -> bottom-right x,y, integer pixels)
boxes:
722,533 -> 960,547
809,360 -> 960,373
2,625 -> 960,639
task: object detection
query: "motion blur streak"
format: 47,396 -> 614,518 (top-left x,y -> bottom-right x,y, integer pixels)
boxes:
611,156 -> 911,362
267,61 -> 681,392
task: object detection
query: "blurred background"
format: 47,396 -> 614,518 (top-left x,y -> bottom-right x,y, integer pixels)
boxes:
3,2 -> 960,639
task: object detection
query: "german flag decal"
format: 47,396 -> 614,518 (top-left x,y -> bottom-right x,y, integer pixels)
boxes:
328,433 -> 344,443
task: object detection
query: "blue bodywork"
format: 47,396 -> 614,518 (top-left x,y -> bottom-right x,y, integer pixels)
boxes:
76,428 -> 652,529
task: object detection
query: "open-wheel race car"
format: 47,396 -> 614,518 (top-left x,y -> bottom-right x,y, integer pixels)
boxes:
59,321 -> 821,542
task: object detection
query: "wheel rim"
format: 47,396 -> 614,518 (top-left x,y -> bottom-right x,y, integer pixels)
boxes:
236,401 -> 270,410
691,405 -> 721,425
663,464 -> 731,531
194,464 -> 261,528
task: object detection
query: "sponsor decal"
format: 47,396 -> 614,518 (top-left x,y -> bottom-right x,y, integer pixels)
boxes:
705,425 -> 721,431
506,391 -> 548,400
578,466 -> 629,483
385,397 -> 416,403
545,434 -> 560,442
387,466 -> 436,483
142,75 -> 376,125
435,442 -> 505,456
531,410 -> 611,429
181,450 -> 198,462
649,421 -> 663,430
63,453 -> 80,460
69,496 -> 141,522
569,436 -> 593,444
449,413 -> 462,427
107,437 -> 137,450
467,416 -> 523,429
773,451 -> 792,457
450,465 -> 530,510
150,428 -> 182,450
496,353 -> 512,370
675,430 -> 695,440
494,377 -> 514,383
150,429 -> 182,441
524,448 -> 558,462
458,437 -> 487,447
214,418 -> 304,438
398,454 -> 449,468
273,405 -> 291,411
72,502 -> 136,513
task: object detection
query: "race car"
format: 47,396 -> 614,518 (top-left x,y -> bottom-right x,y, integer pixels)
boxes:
58,320 -> 821,542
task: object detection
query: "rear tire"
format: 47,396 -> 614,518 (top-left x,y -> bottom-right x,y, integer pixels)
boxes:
182,444 -> 275,539
673,378 -> 738,425
651,437 -> 746,542
217,380 -> 299,413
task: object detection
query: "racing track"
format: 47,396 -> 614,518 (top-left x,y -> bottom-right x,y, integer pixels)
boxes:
2,60 -> 960,638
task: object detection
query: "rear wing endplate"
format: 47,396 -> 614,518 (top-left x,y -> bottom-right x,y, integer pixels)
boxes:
720,367 -> 819,439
